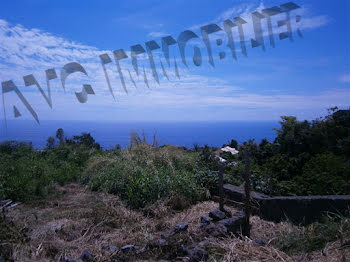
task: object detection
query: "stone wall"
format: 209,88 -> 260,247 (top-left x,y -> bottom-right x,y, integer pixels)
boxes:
223,184 -> 350,224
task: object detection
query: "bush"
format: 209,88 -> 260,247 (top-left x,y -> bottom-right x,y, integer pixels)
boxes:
83,144 -> 207,209
0,139 -> 95,201
295,152 -> 350,195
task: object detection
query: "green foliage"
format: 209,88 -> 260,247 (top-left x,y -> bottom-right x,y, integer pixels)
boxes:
1,108 -> 349,206
294,152 -> 350,195
0,129 -> 100,201
55,127 -> 64,145
66,132 -> 101,149
46,136 -> 55,149
83,143 -> 206,209
237,108 -> 350,196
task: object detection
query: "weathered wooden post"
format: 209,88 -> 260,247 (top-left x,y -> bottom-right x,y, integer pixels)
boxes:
218,162 -> 224,212
244,149 -> 251,237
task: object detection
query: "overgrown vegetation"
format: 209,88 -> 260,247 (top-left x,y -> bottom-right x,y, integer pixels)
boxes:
0,107 -> 349,206
274,213 -> 350,255
0,131 -> 101,201
223,107 -> 350,196
82,141 -> 208,209
0,107 -> 349,261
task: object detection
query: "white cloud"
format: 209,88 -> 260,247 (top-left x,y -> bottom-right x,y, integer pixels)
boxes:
339,74 -> 350,83
147,31 -> 168,38
0,12 -> 343,124
187,1 -> 330,45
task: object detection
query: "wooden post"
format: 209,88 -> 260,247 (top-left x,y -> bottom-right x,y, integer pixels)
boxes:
218,163 -> 224,211
244,149 -> 251,237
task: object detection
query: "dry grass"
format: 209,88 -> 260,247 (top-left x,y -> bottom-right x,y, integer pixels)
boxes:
3,184 -> 156,261
213,237 -> 293,262
2,184 -> 348,262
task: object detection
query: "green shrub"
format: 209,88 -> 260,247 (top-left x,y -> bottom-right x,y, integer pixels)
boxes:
83,145 -> 207,209
295,152 -> 350,195
0,139 -> 94,201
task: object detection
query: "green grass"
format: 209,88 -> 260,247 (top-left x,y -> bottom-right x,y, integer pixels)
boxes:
82,144 -> 212,209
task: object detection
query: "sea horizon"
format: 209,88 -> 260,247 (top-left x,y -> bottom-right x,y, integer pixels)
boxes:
0,119 -> 279,149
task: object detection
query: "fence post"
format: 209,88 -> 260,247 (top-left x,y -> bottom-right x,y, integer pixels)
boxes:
244,149 -> 251,237
218,163 -> 224,211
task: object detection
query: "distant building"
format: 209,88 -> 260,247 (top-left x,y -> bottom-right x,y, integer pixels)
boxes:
214,146 -> 239,164
214,146 -> 239,156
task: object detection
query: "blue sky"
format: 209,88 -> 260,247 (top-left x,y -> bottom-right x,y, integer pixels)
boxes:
0,0 -> 349,126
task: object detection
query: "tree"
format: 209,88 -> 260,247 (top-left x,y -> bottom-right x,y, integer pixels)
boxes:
56,128 -> 65,145
274,116 -> 311,156
72,133 -> 100,149
298,152 -> 350,195
46,136 -> 55,149
229,139 -> 238,149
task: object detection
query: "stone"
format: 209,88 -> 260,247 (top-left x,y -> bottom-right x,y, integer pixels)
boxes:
110,245 -> 118,253
148,239 -> 168,248
204,223 -> 227,237
254,238 -> 266,246
219,211 -> 246,234
173,222 -> 189,233
209,209 -> 226,221
79,250 -> 93,261
200,216 -> 211,225
188,248 -> 208,262
121,245 -> 135,251
160,230 -> 175,239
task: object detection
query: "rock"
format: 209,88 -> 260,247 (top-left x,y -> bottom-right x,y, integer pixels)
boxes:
209,209 -> 226,221
254,238 -> 266,246
188,248 -> 208,262
79,249 -> 93,261
160,230 -> 175,239
218,211 -> 246,234
148,239 -> 167,248
173,222 -> 189,233
110,245 -> 117,253
121,244 -> 135,251
204,223 -> 227,237
200,216 -> 211,226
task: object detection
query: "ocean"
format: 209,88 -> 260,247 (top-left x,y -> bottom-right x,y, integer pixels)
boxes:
0,120 -> 279,149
